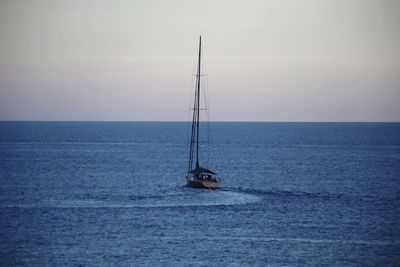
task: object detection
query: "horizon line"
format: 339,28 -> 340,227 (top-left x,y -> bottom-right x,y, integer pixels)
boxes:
1,120 -> 399,123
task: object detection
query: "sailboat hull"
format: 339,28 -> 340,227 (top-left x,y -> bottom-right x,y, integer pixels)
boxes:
186,177 -> 220,189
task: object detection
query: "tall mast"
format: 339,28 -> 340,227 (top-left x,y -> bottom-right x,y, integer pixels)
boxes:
196,36 -> 201,167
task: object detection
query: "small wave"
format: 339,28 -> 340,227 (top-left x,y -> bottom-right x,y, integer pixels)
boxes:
224,187 -> 346,201
135,235 -> 400,246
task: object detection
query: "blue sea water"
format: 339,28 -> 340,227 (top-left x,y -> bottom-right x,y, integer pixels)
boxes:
0,121 -> 399,266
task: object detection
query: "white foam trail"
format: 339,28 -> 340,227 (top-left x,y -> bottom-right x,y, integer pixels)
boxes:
127,191 -> 260,208
1,190 -> 261,208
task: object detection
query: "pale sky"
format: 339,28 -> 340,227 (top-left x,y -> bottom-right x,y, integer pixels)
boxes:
0,0 -> 399,121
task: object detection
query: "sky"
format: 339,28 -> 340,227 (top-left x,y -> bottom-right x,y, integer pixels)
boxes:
0,0 -> 399,121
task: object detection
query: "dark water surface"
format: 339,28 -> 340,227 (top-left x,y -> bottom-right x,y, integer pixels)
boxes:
1,122 -> 399,266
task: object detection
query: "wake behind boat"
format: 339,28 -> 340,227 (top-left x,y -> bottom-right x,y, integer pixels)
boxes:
186,36 -> 220,189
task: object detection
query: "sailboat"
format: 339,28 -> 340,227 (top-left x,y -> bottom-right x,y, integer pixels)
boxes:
186,36 -> 220,189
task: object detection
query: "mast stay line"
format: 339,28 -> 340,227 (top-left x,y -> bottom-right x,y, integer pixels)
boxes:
196,36 -> 201,168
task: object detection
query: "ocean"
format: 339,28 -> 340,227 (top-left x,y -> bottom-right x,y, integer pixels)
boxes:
0,121 -> 399,266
